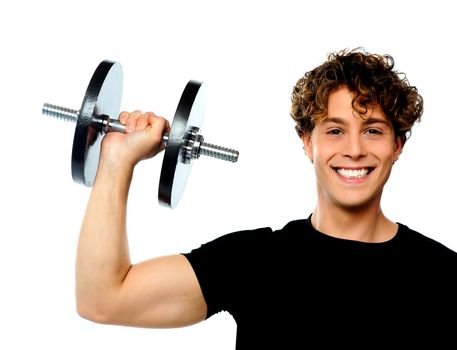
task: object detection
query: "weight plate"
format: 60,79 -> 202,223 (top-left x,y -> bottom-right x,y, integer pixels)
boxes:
158,80 -> 206,208
72,60 -> 123,186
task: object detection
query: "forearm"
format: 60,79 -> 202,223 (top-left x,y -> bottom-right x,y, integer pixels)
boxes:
75,159 -> 134,320
74,111 -> 170,323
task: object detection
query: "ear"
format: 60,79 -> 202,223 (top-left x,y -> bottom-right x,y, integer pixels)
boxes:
392,136 -> 404,163
301,132 -> 314,163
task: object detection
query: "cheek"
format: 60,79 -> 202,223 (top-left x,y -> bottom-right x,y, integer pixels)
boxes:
312,140 -> 336,162
374,143 -> 398,162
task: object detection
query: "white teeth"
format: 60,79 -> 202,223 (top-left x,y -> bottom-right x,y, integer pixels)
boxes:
336,168 -> 370,179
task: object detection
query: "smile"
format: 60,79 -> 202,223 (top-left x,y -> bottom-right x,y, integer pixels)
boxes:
334,167 -> 373,179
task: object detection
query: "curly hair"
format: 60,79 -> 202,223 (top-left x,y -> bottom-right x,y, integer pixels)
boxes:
290,48 -> 423,142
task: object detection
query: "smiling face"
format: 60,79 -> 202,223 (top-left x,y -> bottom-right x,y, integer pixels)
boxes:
302,85 -> 403,211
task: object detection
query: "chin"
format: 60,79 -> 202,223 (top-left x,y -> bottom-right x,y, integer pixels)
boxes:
334,192 -> 381,211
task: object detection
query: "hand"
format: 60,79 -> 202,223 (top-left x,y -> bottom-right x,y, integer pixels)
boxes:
100,110 -> 171,169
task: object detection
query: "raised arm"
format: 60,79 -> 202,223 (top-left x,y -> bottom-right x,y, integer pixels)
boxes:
75,111 -> 207,328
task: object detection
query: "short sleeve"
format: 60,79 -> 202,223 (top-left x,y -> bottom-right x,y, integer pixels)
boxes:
182,227 -> 273,318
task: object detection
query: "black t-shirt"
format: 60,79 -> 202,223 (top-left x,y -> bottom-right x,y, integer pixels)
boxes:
183,217 -> 457,348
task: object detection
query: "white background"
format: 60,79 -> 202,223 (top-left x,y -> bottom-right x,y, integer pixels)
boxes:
1,0 -> 456,348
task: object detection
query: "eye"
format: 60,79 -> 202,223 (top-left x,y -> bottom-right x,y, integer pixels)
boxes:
365,128 -> 383,135
327,128 -> 343,135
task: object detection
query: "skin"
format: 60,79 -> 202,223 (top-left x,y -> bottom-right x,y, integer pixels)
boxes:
302,85 -> 403,242
75,84 -> 404,327
76,110 -> 207,328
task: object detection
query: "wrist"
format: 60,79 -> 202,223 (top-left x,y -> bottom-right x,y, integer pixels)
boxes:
94,156 -> 134,191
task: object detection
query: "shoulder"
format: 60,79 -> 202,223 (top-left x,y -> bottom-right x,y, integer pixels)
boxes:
397,222 -> 457,259
185,218 -> 308,255
227,218 -> 309,245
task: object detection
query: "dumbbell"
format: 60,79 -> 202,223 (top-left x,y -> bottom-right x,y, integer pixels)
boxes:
43,60 -> 239,208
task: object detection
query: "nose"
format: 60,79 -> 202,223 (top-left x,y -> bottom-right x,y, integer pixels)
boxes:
343,134 -> 367,159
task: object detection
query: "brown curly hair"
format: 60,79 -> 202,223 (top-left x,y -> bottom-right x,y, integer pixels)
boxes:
290,48 -> 423,143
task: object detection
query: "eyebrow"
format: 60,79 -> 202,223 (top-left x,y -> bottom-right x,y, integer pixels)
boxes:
323,117 -> 391,126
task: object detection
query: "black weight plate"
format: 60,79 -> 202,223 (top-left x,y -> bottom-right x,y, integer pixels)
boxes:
72,60 -> 123,186
158,80 -> 206,208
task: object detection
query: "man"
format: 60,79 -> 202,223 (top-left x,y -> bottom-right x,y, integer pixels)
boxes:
75,48 -> 457,348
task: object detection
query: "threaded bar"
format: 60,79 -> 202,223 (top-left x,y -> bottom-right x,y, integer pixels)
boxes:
42,103 -> 79,123
42,103 -> 239,162
199,142 -> 239,162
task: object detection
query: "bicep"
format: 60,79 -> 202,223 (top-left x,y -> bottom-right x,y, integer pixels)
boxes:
110,254 -> 207,328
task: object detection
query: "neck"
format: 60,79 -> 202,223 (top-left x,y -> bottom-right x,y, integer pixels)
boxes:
310,202 -> 397,243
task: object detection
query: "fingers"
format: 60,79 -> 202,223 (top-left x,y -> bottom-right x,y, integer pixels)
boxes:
146,112 -> 171,136
136,112 -> 149,130
118,111 -> 129,124
125,110 -> 142,133
119,110 -> 168,133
